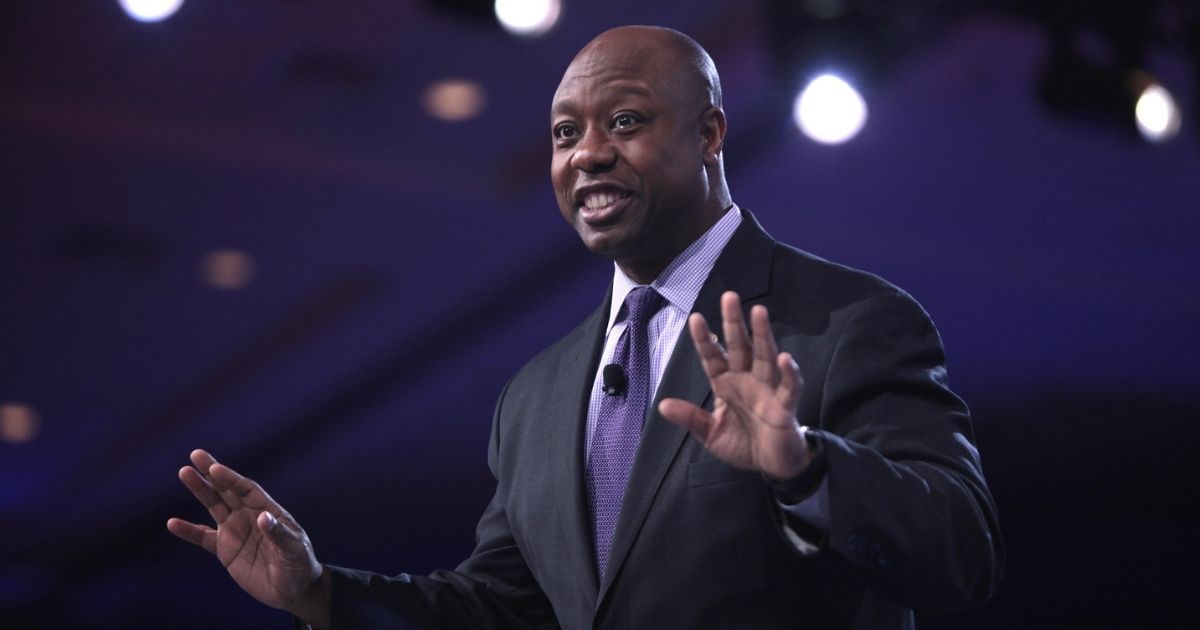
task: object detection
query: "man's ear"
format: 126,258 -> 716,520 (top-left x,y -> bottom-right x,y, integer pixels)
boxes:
699,106 -> 727,166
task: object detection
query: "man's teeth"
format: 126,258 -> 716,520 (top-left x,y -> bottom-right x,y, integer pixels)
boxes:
584,192 -> 622,209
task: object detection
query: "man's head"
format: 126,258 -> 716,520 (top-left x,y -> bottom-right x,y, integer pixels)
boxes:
550,26 -> 732,284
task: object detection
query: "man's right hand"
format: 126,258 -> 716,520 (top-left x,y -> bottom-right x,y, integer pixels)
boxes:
167,449 -> 331,628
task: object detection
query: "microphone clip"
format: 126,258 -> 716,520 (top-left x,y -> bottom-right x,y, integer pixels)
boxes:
602,364 -> 627,396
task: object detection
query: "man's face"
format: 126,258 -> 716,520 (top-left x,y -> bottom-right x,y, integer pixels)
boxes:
550,39 -> 710,280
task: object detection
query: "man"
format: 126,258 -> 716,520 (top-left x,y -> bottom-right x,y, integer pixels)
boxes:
168,25 -> 1003,629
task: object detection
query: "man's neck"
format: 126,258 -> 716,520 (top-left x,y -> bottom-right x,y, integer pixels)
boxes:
616,204 -> 734,284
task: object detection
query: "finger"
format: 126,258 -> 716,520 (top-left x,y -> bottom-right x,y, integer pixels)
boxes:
188,449 -> 247,509
205,464 -> 247,511
209,463 -> 276,512
658,398 -> 715,444
720,292 -> 752,372
166,517 -> 218,555
179,465 -> 231,524
190,449 -> 218,477
749,304 -> 780,383
688,313 -> 729,380
776,352 -> 804,411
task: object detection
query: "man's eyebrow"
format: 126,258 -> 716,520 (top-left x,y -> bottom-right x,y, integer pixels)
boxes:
551,99 -> 577,116
552,85 -> 653,117
611,84 -> 651,98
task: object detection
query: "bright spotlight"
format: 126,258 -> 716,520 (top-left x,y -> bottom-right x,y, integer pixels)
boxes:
494,0 -> 561,38
118,0 -> 184,23
1134,83 -> 1181,143
793,74 -> 868,145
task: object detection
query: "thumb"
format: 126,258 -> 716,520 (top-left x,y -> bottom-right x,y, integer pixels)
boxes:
659,398 -> 714,442
258,511 -> 304,553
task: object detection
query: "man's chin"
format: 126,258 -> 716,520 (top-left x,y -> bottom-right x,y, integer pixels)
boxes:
579,234 -> 623,260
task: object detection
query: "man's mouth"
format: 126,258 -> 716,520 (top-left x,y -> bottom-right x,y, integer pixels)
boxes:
577,190 -> 631,225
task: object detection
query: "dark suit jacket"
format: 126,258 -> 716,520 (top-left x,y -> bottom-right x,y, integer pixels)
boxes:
323,211 -> 1004,629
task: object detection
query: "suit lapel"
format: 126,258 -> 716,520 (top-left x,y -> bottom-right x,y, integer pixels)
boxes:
596,211 -> 776,602
550,291 -> 610,602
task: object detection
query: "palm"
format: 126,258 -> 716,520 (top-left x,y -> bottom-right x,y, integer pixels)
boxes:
704,373 -> 805,476
215,506 -> 302,608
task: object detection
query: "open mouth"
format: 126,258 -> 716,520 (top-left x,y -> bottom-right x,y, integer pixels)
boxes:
578,190 -> 631,225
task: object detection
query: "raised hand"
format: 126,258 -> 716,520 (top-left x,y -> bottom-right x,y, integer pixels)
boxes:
167,450 -> 330,626
658,291 -> 811,481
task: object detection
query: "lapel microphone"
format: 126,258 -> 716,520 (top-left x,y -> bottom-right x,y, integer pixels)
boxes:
602,364 -> 627,396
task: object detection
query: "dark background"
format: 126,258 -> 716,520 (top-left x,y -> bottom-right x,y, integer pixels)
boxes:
2,1 -> 1197,627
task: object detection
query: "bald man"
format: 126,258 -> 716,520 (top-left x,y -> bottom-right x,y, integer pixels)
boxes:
170,26 -> 1003,629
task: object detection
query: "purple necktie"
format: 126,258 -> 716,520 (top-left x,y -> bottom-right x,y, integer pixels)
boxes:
587,286 -> 665,580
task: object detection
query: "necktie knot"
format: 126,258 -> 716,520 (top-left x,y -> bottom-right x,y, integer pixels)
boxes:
623,286 -> 665,329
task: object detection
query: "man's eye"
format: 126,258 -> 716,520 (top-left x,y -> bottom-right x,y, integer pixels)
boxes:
612,114 -> 636,129
554,124 -> 577,140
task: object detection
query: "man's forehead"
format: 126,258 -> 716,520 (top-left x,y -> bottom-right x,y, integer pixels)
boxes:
552,54 -> 673,109
552,61 -> 660,107
575,35 -> 677,75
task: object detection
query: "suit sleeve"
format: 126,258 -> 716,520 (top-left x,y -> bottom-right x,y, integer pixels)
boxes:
321,378 -> 557,630
785,290 -> 1004,614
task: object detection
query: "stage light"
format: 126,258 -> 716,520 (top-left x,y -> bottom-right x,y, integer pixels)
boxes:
1134,82 -> 1181,143
1041,51 -> 1184,145
1035,11 -> 1192,146
201,250 -> 255,290
422,79 -> 488,121
0,403 -> 39,443
118,0 -> 184,23
793,74 -> 867,145
494,0 -> 561,38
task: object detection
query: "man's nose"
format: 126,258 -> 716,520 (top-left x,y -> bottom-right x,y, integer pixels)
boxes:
570,128 -> 617,173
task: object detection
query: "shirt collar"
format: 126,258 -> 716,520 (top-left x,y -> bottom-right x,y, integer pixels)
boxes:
607,204 -> 743,330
